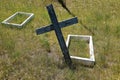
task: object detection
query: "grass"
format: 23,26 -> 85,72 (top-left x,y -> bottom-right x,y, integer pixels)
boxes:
8,13 -> 30,24
0,0 -> 120,80
69,38 -> 89,58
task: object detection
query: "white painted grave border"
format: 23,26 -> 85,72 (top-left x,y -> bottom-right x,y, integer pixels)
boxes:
1,12 -> 34,28
66,34 -> 95,66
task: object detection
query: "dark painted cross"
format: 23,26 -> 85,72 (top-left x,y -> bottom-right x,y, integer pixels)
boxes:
36,4 -> 78,68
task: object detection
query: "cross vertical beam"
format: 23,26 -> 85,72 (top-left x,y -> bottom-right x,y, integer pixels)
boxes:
46,4 -> 72,68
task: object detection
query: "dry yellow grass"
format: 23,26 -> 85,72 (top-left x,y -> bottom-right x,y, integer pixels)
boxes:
0,0 -> 120,80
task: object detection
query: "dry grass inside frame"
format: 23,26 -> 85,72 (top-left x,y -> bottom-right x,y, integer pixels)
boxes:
69,38 -> 90,58
66,35 -> 95,66
2,12 -> 34,28
8,13 -> 30,24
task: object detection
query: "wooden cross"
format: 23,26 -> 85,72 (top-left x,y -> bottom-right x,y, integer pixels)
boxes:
36,4 -> 78,68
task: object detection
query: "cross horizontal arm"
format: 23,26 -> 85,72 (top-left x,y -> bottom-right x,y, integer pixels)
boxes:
36,17 -> 78,35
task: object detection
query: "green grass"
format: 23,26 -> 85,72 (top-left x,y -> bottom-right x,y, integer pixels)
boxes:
0,0 -> 120,80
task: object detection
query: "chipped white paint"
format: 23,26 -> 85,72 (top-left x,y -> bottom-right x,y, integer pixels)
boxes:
2,12 -> 34,28
66,34 -> 95,66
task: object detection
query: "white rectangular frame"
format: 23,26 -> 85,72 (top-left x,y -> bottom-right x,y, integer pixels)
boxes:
66,34 -> 95,66
1,12 -> 34,28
